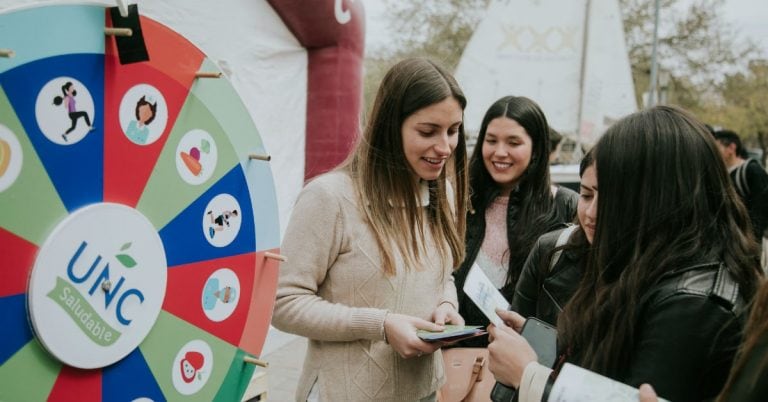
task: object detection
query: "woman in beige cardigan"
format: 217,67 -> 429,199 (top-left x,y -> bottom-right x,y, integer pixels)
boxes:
272,58 -> 470,402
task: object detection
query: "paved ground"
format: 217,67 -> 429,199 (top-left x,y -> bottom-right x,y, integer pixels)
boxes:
246,328 -> 306,402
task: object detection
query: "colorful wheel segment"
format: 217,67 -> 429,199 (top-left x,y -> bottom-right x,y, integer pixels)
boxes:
0,4 -> 280,401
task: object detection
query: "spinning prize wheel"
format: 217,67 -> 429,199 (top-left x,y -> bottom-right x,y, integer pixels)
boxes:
0,3 -> 281,401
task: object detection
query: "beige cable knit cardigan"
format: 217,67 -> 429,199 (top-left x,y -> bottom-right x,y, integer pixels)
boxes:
272,171 -> 459,402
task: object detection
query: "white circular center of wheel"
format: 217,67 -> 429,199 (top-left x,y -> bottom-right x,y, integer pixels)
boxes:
28,203 -> 167,369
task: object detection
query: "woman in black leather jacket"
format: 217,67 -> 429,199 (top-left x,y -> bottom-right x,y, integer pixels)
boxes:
510,150 -> 595,326
486,106 -> 762,402
452,96 -> 577,348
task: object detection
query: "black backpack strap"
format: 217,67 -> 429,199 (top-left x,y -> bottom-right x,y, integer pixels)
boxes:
549,225 -> 577,272
733,160 -> 752,198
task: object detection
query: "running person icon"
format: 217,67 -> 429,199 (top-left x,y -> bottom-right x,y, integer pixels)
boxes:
206,209 -> 239,238
53,81 -> 95,142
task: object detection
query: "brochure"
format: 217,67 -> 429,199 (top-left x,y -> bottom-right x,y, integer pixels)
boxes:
463,263 -> 511,326
548,363 -> 670,402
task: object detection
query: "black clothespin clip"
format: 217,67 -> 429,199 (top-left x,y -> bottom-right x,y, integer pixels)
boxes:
108,3 -> 149,64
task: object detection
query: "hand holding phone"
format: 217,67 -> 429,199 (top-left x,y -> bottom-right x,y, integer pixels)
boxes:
490,317 -> 558,402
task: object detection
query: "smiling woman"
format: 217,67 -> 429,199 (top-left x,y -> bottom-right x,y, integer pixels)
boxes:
452,95 -> 578,348
482,117 -> 533,194
272,58 -> 470,402
402,97 -> 463,181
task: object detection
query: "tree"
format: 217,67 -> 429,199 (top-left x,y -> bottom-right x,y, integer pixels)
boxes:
705,60 -> 768,164
620,0 -> 765,161
619,0 -> 756,108
363,0 -> 489,111
363,0 -> 764,157
380,0 -> 490,70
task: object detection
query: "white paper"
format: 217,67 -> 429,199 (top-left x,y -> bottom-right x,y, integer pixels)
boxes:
548,363 -> 670,402
463,263 -> 511,326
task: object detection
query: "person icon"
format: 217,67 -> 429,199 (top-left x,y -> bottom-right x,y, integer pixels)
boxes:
125,95 -> 157,145
206,209 -> 239,239
53,81 -> 94,142
202,277 -> 238,311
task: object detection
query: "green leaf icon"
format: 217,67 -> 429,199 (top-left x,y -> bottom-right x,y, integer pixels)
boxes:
116,254 -> 137,268
120,242 -> 132,251
201,139 -> 211,154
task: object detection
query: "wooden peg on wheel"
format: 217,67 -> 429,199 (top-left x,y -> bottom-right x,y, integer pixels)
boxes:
248,153 -> 271,161
104,27 -> 133,37
243,356 -> 269,368
195,71 -> 222,79
264,252 -> 287,262
0,49 -> 14,58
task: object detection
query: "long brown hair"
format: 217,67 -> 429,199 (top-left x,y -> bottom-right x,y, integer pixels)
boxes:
557,106 -> 761,377
342,58 -> 468,275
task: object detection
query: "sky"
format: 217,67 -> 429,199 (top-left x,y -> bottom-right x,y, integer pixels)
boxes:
360,0 -> 768,59
715,0 -> 768,56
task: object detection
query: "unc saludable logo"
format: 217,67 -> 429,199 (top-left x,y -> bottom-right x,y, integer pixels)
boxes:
47,240 -> 143,346
28,203 -> 167,369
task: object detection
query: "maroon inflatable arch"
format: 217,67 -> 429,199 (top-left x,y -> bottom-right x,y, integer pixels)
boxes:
267,0 -> 365,180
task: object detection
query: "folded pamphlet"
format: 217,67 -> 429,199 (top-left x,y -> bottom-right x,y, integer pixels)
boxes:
548,363 -> 670,402
463,263 -> 511,326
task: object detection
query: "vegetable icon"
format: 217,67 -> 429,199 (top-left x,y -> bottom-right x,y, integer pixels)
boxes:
179,139 -> 210,176
0,138 -> 10,177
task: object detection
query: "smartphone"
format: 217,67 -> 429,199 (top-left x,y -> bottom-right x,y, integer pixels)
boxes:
520,317 -> 557,367
490,317 -> 558,402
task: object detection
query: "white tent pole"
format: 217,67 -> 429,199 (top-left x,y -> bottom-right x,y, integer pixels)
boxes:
575,0 -> 591,154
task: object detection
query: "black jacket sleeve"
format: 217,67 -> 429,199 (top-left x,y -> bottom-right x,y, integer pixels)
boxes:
624,293 -> 742,402
510,236 -> 548,319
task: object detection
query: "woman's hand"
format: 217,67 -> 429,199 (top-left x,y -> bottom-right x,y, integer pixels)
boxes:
384,313 -> 443,359
487,323 -> 537,387
496,309 -> 525,332
432,301 -> 464,326
488,309 -> 526,343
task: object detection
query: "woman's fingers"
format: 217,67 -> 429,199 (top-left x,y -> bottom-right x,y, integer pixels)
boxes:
385,313 -> 443,358
413,317 -> 445,332
487,324 -> 537,387
432,302 -> 464,326
442,307 -> 465,326
495,309 -> 526,331
638,384 -> 659,402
